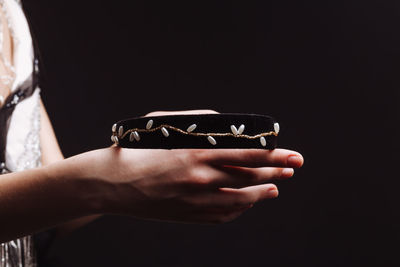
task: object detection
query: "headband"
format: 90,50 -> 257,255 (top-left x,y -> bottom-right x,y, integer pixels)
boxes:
111,113 -> 279,150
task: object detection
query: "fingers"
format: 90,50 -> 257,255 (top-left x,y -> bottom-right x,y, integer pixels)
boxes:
200,148 -> 304,168
191,164 -> 294,189
218,184 -> 279,205
185,157 -> 295,190
182,183 -> 278,210
210,165 -> 294,188
177,184 -> 279,224
179,184 -> 277,224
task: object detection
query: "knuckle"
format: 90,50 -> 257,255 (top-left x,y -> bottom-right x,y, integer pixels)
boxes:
268,168 -> 285,179
190,149 -> 210,164
173,150 -> 200,167
278,168 -> 286,178
273,168 -> 280,178
192,176 -> 211,187
187,167 -> 212,187
177,149 -> 207,165
276,167 -> 292,179
246,170 -> 262,184
170,151 -> 212,187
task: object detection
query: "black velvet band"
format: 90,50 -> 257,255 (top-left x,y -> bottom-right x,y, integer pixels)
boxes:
111,113 -> 279,150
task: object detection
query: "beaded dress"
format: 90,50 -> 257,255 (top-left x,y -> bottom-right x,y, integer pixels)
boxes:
0,0 -> 41,266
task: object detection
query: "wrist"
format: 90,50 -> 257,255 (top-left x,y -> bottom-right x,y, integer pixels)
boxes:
44,150 -> 109,217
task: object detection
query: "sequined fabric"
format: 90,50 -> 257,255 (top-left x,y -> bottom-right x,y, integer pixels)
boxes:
0,237 -> 37,267
0,90 -> 40,267
0,0 -> 40,266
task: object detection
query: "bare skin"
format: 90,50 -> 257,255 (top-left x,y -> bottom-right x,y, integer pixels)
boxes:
0,104 -> 304,243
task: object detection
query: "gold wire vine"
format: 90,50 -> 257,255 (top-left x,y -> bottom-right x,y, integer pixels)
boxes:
118,124 -> 278,140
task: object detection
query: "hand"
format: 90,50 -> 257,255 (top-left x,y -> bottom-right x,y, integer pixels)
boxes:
79,110 -> 304,224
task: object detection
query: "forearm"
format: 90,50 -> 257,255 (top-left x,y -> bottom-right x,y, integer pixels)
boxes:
0,153 -> 104,243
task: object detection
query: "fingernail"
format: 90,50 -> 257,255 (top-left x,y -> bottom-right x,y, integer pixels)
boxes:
282,168 -> 294,177
287,155 -> 303,167
268,187 -> 279,198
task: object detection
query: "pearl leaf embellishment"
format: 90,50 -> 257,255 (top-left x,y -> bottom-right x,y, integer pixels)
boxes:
129,132 -> 140,142
133,131 -> 140,141
118,126 -> 124,137
238,124 -> 245,134
187,124 -> 197,133
111,136 -> 119,144
110,120 -> 276,149
230,125 -> 238,135
161,127 -> 169,137
207,136 -> 217,145
146,120 -> 153,130
274,123 -> 280,134
231,124 -> 245,135
260,137 -> 267,147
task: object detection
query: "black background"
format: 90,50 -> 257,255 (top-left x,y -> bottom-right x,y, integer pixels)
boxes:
21,0 -> 399,266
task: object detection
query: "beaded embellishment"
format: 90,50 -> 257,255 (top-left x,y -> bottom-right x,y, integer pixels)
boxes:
111,120 -> 279,148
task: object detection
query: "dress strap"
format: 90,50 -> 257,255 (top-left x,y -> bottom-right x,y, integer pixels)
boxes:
0,56 -> 38,173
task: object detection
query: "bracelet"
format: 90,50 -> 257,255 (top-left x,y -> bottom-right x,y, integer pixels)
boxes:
111,113 -> 280,149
